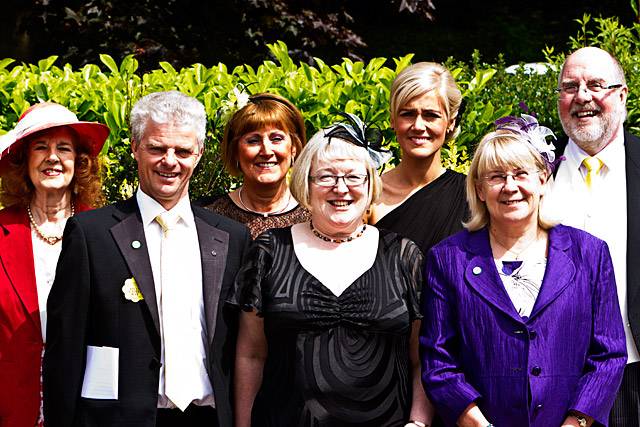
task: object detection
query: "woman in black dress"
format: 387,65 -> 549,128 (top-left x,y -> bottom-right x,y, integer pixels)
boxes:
232,115 -> 432,426
370,62 -> 468,254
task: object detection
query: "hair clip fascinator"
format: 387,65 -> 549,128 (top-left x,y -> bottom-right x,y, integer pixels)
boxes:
494,114 -> 561,171
324,113 -> 392,169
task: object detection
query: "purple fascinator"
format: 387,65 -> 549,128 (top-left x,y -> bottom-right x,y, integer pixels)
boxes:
494,114 -> 561,171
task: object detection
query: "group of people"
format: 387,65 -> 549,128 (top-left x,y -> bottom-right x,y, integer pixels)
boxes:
0,45 -> 634,427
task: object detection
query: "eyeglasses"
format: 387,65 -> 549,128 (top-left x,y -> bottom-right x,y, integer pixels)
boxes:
140,144 -> 199,160
309,174 -> 368,187
482,169 -> 539,186
555,81 -> 623,96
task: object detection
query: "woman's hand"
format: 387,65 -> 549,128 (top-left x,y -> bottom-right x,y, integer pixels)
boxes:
234,310 -> 268,427
408,320 -> 434,426
561,411 -> 593,427
457,403 -> 491,427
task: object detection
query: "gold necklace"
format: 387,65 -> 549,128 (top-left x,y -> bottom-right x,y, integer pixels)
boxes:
27,202 -> 75,245
309,220 -> 367,244
490,229 -> 541,260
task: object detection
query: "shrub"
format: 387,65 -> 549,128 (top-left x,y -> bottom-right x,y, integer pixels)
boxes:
0,13 -> 637,203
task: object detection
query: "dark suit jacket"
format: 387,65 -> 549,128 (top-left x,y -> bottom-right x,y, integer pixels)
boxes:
0,203 -> 90,427
43,197 -> 250,427
554,131 -> 640,352
421,225 -> 626,427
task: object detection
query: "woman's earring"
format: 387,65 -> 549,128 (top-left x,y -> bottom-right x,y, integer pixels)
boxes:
291,155 -> 295,167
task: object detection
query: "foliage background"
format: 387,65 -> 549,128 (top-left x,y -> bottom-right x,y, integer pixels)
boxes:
0,14 -> 638,203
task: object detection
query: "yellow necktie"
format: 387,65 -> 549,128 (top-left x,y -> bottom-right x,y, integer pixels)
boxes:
582,156 -> 603,190
155,212 -> 196,411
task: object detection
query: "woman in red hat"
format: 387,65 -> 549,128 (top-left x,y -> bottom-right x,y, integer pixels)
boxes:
0,102 -> 109,427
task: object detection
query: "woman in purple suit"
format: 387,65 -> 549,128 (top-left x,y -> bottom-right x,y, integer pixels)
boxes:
420,115 -> 626,427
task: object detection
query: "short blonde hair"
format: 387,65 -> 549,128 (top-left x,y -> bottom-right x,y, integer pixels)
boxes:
290,127 -> 382,210
390,62 -> 463,142
464,129 -> 557,231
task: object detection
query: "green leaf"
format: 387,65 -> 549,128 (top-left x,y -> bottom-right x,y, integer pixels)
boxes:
37,56 -> 58,72
0,58 -> 15,71
99,54 -> 120,74
159,61 -> 177,75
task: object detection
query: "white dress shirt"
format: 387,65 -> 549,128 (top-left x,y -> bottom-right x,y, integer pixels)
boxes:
546,131 -> 638,363
136,188 -> 215,407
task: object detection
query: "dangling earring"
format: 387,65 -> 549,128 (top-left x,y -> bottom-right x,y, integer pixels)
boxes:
290,155 -> 295,167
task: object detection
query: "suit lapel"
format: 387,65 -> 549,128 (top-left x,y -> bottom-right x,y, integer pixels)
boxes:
464,229 -> 522,323
109,200 -> 160,336
194,209 -> 229,347
0,207 -> 41,333
625,131 -> 640,308
529,226 -> 575,320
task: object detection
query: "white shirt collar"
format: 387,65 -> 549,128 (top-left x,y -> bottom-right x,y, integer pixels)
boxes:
135,189 -> 195,228
565,127 -> 625,173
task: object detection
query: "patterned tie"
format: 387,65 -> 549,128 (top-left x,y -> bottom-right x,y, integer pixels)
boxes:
582,156 -> 603,190
155,212 -> 195,411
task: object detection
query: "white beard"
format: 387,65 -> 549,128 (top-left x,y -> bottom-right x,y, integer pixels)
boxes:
562,104 -> 626,154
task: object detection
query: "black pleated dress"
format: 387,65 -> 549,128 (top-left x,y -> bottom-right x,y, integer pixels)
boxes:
231,227 -> 424,426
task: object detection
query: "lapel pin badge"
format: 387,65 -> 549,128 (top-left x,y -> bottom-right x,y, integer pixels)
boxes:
131,240 -> 141,249
122,277 -> 144,302
472,266 -> 482,275
211,250 -> 217,256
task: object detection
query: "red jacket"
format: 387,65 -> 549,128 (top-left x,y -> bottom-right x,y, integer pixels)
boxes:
0,203 -> 90,427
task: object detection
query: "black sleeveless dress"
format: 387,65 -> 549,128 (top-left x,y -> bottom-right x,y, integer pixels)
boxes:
231,227 -> 423,426
375,169 -> 469,255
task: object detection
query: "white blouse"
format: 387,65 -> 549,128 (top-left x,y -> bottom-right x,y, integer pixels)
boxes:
495,256 -> 547,318
32,225 -> 66,342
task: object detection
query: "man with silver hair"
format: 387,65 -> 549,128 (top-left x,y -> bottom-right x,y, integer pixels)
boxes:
44,91 -> 250,427
547,47 -> 640,427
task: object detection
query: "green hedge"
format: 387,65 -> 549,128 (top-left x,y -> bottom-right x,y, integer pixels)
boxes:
0,14 -> 637,203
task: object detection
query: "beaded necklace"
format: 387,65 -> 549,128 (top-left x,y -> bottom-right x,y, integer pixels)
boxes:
309,220 -> 366,244
27,202 -> 75,245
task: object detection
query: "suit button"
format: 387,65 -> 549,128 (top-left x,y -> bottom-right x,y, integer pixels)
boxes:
529,330 -> 537,339
531,366 -> 542,376
535,404 -> 543,411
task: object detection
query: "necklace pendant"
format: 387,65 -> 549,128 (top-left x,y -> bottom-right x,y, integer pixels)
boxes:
45,236 -> 61,245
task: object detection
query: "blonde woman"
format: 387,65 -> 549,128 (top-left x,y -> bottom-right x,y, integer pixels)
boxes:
371,62 -> 468,254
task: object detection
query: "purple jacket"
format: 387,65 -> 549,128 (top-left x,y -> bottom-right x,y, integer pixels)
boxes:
420,224 -> 626,427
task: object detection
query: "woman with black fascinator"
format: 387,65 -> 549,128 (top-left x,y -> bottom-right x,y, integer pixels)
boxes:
370,62 -> 468,255
231,114 -> 432,426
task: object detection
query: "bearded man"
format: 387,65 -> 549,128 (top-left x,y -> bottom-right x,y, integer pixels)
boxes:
547,46 -> 640,427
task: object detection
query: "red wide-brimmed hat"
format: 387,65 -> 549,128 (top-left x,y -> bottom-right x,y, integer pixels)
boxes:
0,102 -> 110,173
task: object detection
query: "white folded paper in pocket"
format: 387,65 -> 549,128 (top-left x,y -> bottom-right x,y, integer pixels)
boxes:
81,346 -> 119,399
